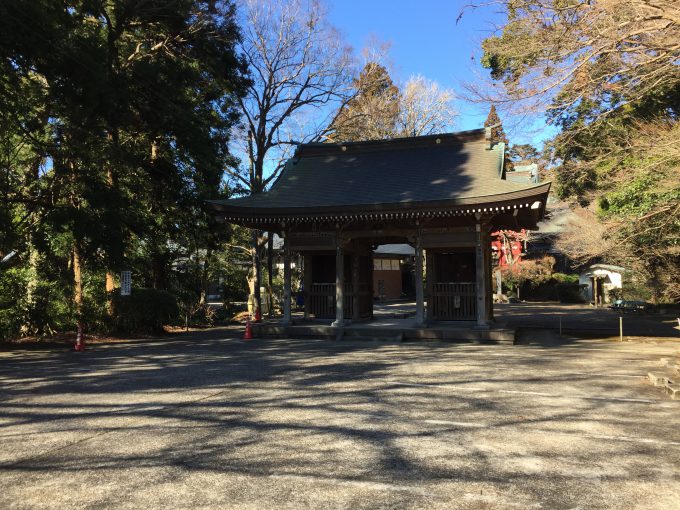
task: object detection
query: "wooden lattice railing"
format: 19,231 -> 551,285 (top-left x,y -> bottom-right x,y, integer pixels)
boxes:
430,282 -> 476,320
309,283 -> 355,319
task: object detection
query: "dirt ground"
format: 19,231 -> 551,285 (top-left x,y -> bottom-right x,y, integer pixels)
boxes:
1,327 -> 679,509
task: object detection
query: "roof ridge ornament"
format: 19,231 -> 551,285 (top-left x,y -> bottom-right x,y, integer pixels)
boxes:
484,123 -> 501,150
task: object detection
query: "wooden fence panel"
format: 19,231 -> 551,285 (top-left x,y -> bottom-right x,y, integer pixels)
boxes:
430,282 -> 476,320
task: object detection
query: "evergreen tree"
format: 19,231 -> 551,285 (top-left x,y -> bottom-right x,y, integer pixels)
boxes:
477,0 -> 680,302
0,1 -> 248,338
484,105 -> 513,171
328,62 -> 400,142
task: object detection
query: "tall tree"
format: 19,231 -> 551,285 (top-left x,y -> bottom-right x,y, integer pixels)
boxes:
232,0 -> 353,315
472,0 -> 680,301
468,0 -> 680,127
0,0 -> 248,337
327,62 -> 400,142
484,105 -> 513,171
397,75 -> 457,137
329,67 -> 457,142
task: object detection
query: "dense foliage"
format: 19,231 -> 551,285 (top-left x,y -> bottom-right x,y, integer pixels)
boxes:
328,62 -> 458,142
479,0 -> 680,302
0,1 -> 249,339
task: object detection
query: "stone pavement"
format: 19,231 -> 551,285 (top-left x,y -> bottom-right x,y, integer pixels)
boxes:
498,302 -> 680,337
1,328 -> 679,509
370,301 -> 680,337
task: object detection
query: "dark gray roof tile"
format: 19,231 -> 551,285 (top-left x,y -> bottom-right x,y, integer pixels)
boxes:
213,129 -> 548,213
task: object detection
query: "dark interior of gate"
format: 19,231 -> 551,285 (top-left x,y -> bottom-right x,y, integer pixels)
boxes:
430,250 -> 477,321
301,245 -> 486,322
304,251 -> 373,320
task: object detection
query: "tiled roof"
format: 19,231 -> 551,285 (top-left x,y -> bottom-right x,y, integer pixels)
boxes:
212,129 -> 549,215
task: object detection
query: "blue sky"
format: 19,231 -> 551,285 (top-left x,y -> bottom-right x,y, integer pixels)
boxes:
327,0 -> 554,147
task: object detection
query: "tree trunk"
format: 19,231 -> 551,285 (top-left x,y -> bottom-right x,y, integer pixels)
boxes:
200,247 -> 212,307
104,130 -> 119,316
72,242 -> 84,334
24,156 -> 42,335
267,235 -> 274,317
149,140 -> 167,291
251,229 -> 262,319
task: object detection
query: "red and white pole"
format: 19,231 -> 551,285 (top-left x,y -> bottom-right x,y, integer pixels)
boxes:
74,323 -> 85,352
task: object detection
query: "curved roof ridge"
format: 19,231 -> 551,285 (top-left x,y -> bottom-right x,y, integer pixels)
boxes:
298,129 -> 486,158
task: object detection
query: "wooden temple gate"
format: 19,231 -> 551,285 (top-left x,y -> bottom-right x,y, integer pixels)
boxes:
286,226 -> 494,325
210,128 -> 550,330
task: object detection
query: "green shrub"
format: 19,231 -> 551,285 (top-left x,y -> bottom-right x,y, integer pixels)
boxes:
556,283 -> 586,303
0,267 -> 29,340
0,265 -> 74,340
514,274 -> 585,303
111,288 -> 179,334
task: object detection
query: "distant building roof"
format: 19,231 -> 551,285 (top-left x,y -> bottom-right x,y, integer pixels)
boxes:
506,163 -> 539,184
374,244 -> 415,256
581,264 -> 628,275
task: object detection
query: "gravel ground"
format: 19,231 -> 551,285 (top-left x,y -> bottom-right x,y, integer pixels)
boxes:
1,328 -> 679,509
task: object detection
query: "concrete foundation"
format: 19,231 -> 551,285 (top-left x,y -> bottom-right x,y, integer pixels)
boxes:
251,318 -> 516,344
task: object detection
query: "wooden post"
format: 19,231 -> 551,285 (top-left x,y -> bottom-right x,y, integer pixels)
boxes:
251,229 -> 262,320
332,240 -> 345,327
485,234 -> 493,321
303,253 -> 312,319
267,235 -> 274,317
282,233 -> 292,325
475,217 -> 489,328
352,253 -> 360,321
415,234 -> 425,327
425,250 -> 434,322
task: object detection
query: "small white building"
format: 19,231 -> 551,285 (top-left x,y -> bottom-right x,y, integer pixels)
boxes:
579,264 -> 626,305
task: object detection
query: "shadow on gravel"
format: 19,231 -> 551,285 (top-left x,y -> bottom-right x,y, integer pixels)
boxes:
0,328 -> 675,509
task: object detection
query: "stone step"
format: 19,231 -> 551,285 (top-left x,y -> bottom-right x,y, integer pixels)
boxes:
341,329 -> 404,341
339,335 -> 404,342
664,383 -> 680,400
648,372 -> 675,387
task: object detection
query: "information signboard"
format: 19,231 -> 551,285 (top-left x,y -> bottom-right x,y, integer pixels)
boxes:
120,271 -> 132,296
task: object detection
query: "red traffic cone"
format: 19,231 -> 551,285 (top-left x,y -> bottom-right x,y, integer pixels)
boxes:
74,324 -> 85,352
244,319 -> 253,340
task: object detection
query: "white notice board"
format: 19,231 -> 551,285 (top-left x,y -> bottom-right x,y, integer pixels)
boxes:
120,271 -> 132,296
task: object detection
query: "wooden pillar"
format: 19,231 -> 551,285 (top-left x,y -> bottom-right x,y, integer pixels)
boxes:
352,253 -> 360,321
303,253 -> 312,319
475,217 -> 489,328
415,235 -> 425,326
486,235 -> 494,321
425,250 -> 434,322
369,252 -> 375,319
282,234 -> 292,325
332,241 -> 345,327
